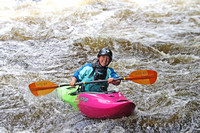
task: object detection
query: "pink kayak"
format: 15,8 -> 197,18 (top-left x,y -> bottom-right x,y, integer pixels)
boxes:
77,91 -> 135,118
57,86 -> 135,119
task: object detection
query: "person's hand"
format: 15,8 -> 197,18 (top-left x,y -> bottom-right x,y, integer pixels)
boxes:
108,78 -> 115,84
69,81 -> 75,87
108,78 -> 121,85
70,77 -> 77,87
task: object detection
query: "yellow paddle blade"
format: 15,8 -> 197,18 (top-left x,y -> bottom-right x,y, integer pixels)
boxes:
126,70 -> 157,84
29,81 -> 58,96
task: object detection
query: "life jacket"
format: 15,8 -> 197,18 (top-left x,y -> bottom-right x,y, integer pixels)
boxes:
86,61 -> 108,91
88,61 -> 107,80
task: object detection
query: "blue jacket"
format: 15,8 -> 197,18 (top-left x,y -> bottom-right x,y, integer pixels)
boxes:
73,63 -> 119,92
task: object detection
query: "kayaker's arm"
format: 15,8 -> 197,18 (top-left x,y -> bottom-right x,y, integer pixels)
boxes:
108,78 -> 121,86
70,77 -> 77,87
114,79 -> 121,85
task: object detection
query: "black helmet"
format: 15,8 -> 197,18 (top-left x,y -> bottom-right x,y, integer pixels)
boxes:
97,48 -> 112,61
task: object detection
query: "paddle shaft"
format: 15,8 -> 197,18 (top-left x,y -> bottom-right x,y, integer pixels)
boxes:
69,74 -> 155,85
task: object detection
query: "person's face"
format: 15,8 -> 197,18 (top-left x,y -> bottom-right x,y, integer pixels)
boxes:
98,55 -> 110,66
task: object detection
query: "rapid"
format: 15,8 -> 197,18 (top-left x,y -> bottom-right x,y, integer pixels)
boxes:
0,0 -> 199,132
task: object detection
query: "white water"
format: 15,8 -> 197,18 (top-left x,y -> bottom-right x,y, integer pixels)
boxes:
0,0 -> 200,132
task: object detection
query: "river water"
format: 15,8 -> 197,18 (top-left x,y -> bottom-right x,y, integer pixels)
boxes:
0,0 -> 199,132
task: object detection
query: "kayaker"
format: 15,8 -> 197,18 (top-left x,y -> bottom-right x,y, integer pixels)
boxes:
69,48 -> 121,92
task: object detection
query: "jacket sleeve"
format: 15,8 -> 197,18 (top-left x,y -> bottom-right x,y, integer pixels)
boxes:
73,63 -> 93,82
108,68 -> 119,79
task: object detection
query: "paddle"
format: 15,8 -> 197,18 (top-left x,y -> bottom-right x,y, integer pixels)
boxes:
29,70 -> 157,96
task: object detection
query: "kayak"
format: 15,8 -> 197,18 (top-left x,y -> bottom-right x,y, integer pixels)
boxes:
56,86 -> 135,119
